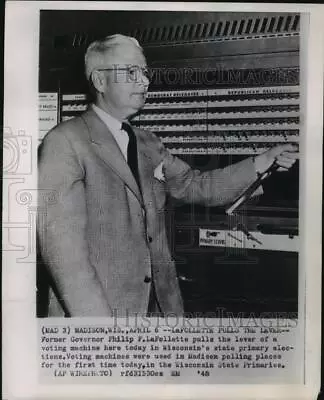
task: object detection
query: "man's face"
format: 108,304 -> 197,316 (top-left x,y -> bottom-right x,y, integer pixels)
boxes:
95,45 -> 150,120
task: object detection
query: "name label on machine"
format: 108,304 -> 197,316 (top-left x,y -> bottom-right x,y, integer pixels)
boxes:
199,229 -> 227,246
199,228 -> 298,252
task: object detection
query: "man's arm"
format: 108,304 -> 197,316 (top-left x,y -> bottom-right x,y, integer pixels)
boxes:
163,154 -> 261,206
148,133 -> 298,206
37,128 -> 112,316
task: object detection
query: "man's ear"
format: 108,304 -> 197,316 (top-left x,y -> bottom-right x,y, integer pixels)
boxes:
91,70 -> 106,93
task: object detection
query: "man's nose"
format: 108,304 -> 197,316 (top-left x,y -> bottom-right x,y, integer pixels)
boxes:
139,72 -> 150,88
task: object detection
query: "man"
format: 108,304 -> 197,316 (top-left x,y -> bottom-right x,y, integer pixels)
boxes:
37,34 -> 298,317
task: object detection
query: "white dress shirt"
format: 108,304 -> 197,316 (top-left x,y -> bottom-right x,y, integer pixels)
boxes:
92,104 -> 129,161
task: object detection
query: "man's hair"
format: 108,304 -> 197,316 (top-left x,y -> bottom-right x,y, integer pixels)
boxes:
84,34 -> 142,81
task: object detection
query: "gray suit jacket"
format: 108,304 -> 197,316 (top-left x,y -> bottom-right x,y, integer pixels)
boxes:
37,108 -> 260,317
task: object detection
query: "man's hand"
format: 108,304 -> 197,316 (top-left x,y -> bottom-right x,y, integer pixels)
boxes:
253,144 -> 299,174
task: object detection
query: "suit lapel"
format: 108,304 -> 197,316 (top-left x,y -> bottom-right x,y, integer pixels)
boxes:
81,109 -> 143,207
137,135 -> 154,202
136,127 -> 167,209
136,127 -> 164,178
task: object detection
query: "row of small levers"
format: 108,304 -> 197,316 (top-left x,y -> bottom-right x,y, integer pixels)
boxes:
61,113 -> 299,129
143,95 -> 299,107
131,123 -> 299,130
164,143 -> 298,154
133,109 -> 299,119
161,134 -> 298,143
61,99 -> 299,112
62,104 -> 299,113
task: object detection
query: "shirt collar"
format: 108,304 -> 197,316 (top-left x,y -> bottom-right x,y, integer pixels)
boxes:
92,104 -> 124,132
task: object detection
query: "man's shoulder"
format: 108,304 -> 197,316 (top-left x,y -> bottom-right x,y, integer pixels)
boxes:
133,126 -> 162,147
132,126 -> 169,167
41,114 -> 89,145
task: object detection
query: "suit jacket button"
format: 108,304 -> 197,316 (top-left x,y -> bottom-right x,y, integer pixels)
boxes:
144,275 -> 152,283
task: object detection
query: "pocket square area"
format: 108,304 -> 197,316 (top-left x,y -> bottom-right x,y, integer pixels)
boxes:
153,161 -> 165,182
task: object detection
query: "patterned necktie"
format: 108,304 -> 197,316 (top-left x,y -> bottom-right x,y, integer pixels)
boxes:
121,122 -> 141,191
